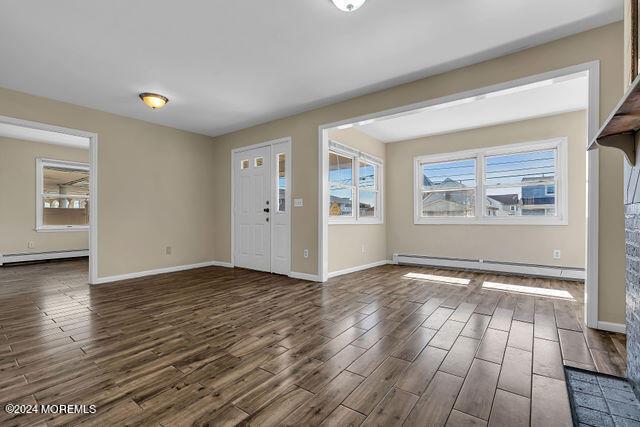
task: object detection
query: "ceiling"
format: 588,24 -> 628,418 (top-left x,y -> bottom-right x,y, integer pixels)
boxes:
356,72 -> 589,142
0,122 -> 90,148
0,1 -> 621,137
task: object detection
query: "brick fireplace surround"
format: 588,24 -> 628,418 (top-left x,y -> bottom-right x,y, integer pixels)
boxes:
626,202 -> 640,397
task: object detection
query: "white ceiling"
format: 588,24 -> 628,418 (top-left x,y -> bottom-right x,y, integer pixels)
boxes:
0,122 -> 89,149
0,1 -> 621,137
356,72 -> 589,142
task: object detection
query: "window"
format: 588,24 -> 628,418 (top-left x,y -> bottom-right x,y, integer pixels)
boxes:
485,149 -> 557,217
359,160 -> 379,217
414,138 -> 567,225
421,158 -> 476,217
37,159 -> 90,231
329,141 -> 383,224
329,151 -> 354,218
277,153 -> 286,213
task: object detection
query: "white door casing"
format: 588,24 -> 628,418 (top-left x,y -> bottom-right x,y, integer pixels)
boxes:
234,145 -> 271,272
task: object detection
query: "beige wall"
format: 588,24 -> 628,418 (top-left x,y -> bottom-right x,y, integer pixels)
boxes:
386,111 -> 587,268
0,137 -> 89,255
0,90 -> 217,278
211,23 -> 625,323
327,128 -> 387,272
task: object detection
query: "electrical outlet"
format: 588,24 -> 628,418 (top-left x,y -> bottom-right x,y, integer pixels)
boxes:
303,249 -> 309,258
28,241 -> 34,249
553,249 -> 561,260
361,243 -> 366,253
294,198 -> 303,208
166,246 -> 172,255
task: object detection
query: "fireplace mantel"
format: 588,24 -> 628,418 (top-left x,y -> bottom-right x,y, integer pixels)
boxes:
588,72 -> 640,165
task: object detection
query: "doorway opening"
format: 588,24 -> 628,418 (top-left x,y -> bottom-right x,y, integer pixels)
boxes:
231,137 -> 291,275
0,115 -> 98,284
319,61 -> 601,330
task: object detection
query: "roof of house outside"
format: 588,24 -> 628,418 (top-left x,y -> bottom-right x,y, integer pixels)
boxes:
521,176 -> 554,184
487,194 -> 519,205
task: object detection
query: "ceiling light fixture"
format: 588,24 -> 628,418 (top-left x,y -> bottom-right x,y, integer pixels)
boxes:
139,92 -> 169,109
331,0 -> 367,12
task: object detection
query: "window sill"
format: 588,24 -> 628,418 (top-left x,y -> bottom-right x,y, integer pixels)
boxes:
414,217 -> 567,226
36,226 -> 89,233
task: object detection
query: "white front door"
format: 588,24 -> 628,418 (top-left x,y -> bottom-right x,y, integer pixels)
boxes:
233,140 -> 291,274
234,146 -> 271,272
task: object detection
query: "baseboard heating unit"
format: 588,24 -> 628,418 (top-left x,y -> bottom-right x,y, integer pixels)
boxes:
394,254 -> 585,281
0,250 -> 89,266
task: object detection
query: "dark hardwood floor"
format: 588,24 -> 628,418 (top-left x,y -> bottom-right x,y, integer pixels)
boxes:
0,259 -> 627,426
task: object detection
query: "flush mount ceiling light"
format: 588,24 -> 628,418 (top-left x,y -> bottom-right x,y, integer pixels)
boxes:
331,0 -> 367,12
139,92 -> 169,109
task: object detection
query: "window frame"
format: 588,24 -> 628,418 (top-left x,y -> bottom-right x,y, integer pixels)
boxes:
36,158 -> 90,232
413,138 -> 568,226
419,156 -> 477,219
329,141 -> 383,225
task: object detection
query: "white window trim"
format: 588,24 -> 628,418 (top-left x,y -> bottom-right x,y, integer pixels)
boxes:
36,158 -> 90,232
329,141 -> 384,225
413,137 -> 568,226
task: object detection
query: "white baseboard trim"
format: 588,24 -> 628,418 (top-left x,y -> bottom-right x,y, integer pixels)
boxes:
596,321 -> 626,334
328,260 -> 392,279
289,271 -> 322,282
93,260 -> 233,285
0,249 -> 89,265
394,254 -> 585,281
210,260 -> 234,268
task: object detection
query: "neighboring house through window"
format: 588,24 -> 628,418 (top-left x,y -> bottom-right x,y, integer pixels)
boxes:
421,158 -> 476,217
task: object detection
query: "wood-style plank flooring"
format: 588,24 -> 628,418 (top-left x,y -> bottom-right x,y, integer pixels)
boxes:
0,259 -> 627,426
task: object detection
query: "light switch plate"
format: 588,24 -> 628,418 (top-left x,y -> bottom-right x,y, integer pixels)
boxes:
294,198 -> 303,207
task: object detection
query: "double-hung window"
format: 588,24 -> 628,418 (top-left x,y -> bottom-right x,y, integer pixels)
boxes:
420,158 -> 477,218
414,138 -> 567,225
358,160 -> 380,218
484,149 -> 558,218
329,141 -> 383,224
36,158 -> 90,231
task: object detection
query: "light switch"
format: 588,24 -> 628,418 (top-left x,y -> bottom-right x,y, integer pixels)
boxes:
294,198 -> 303,207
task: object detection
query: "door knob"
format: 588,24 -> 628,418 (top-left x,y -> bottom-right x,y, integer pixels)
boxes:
264,208 -> 270,213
